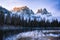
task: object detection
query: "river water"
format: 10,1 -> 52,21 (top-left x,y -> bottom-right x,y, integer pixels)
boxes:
1,26 -> 60,40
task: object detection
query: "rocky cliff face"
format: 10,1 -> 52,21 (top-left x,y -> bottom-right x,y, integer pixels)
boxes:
12,6 -> 29,12
42,8 -> 49,14
37,9 -> 42,13
12,6 -> 34,15
37,8 -> 49,14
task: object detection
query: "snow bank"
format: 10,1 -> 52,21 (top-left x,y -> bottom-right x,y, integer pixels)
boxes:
16,30 -> 60,40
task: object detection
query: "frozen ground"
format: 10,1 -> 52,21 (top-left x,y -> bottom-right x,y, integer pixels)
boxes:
4,30 -> 60,40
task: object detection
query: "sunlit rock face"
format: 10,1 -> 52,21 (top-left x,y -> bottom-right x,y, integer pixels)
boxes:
12,6 -> 34,15
37,9 -> 42,13
12,6 -> 29,12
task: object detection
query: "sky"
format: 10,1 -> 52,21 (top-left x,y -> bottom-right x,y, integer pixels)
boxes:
0,0 -> 60,16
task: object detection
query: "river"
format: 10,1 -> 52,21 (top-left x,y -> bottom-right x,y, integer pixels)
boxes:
0,25 -> 60,40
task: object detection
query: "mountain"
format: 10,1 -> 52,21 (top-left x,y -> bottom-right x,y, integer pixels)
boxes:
0,6 -> 59,26
42,8 -> 48,14
0,6 -> 11,14
37,8 -> 50,14
37,9 -> 42,13
0,6 -> 11,18
36,8 -> 52,17
32,8 -> 56,22
11,6 -> 34,20
12,6 -> 29,12
0,6 -> 57,21
12,6 -> 34,15
11,7 -> 57,22
0,6 -> 12,24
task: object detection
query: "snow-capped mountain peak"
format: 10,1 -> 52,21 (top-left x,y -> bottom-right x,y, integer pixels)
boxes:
42,8 -> 49,14
12,6 -> 34,15
37,9 -> 42,13
11,7 -> 57,22
37,8 -> 49,14
0,6 -> 56,23
12,6 -> 29,12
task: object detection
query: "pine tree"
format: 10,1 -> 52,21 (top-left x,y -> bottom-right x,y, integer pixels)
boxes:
0,11 -> 4,25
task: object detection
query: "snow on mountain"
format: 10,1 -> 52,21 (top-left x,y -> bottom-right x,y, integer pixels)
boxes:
35,8 -> 57,22
0,6 -> 11,21
11,6 -> 57,22
11,6 -> 34,20
36,8 -> 49,14
12,6 -> 34,15
0,6 -> 58,22
37,9 -> 42,13
0,6 -> 11,14
42,8 -> 49,14
33,13 -> 56,22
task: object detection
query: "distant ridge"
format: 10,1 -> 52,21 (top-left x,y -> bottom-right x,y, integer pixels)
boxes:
0,6 -> 11,14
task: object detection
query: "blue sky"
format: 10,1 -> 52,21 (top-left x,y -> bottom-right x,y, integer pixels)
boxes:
0,0 -> 60,16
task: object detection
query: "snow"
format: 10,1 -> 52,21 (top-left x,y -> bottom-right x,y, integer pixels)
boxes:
46,33 -> 59,37
4,30 -> 60,40
16,30 -> 44,40
0,6 -> 59,22
8,8 -> 58,22
15,30 -> 60,40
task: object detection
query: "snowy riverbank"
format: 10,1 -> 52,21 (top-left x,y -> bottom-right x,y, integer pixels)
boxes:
3,30 -> 60,40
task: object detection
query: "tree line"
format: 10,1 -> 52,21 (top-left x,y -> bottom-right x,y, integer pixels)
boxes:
0,11 -> 60,27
